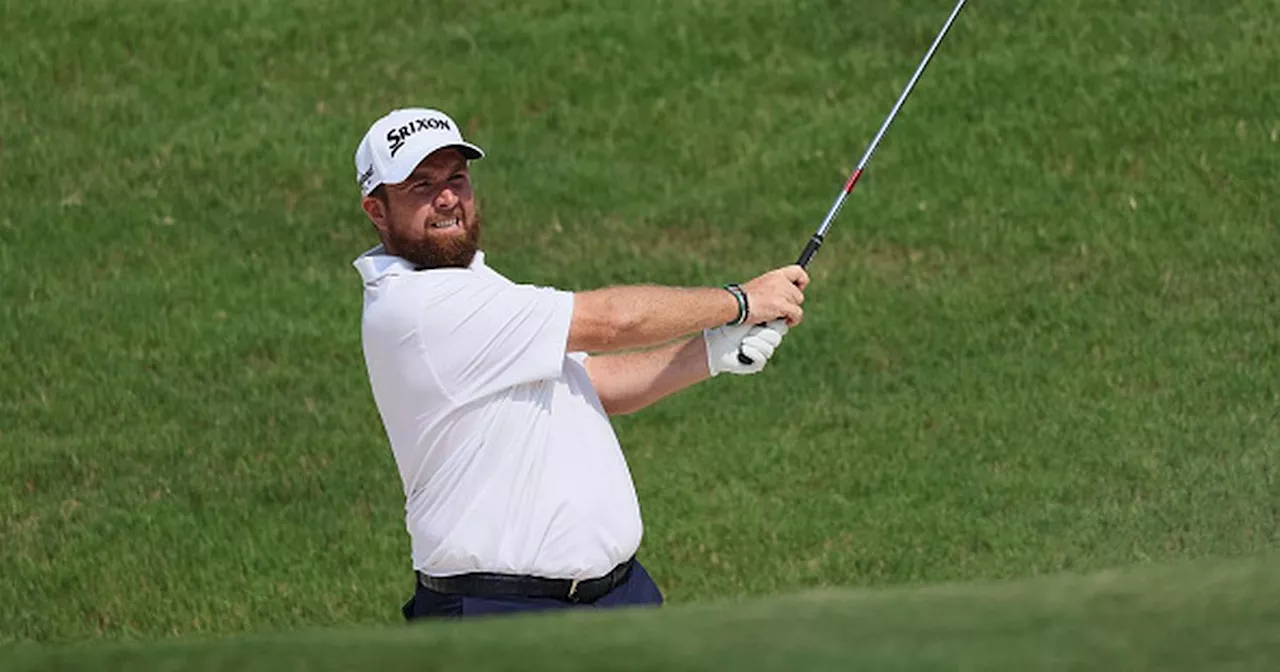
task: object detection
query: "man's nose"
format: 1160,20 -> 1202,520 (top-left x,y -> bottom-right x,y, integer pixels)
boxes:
435,187 -> 459,210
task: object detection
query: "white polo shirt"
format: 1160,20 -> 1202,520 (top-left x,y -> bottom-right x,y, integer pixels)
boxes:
352,245 -> 643,580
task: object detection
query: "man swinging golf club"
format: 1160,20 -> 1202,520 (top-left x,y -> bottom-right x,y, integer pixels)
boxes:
351,107 -> 806,620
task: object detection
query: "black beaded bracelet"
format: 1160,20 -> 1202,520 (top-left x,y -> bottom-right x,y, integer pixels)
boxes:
723,283 -> 748,326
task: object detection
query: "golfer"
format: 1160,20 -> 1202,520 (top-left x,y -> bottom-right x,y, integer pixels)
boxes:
351,108 -> 807,620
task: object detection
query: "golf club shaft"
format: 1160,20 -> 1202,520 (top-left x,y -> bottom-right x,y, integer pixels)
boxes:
737,0 -> 966,367
795,0 -> 968,269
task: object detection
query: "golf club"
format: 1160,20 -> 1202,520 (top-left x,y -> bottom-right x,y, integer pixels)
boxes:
738,0 -> 968,365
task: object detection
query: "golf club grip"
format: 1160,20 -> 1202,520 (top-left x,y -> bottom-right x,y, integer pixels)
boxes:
796,235 -> 823,268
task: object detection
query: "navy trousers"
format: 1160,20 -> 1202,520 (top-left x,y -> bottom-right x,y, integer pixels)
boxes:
403,560 -> 664,620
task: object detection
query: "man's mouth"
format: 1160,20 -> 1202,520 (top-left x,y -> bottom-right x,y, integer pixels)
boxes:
430,216 -> 462,230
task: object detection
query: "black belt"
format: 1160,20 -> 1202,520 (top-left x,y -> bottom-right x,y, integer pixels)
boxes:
417,557 -> 635,604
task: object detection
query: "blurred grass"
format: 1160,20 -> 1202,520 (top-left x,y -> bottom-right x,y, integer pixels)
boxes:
7,554 -> 1280,671
2,0 -> 1278,643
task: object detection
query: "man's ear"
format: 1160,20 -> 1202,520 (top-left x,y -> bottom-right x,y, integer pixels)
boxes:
361,195 -> 390,236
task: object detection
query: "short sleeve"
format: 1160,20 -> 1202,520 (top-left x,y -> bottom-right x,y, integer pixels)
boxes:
419,274 -> 574,401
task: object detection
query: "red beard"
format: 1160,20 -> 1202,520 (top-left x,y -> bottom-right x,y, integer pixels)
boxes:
391,216 -> 482,270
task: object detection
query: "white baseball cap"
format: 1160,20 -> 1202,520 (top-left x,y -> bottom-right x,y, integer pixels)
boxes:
354,108 -> 485,196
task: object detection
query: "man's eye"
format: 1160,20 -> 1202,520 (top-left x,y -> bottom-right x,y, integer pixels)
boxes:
450,174 -> 466,182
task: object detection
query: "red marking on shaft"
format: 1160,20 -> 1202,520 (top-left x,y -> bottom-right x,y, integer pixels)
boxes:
844,168 -> 864,193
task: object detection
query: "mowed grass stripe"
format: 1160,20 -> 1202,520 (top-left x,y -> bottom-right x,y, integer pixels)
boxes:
5,554 -> 1280,671
2,0 -> 1277,642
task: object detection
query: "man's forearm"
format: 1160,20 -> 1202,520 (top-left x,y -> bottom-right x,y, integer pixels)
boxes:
584,336 -> 710,416
570,285 -> 739,353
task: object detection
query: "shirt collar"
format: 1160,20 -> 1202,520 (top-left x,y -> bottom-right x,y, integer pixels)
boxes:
352,244 -> 490,284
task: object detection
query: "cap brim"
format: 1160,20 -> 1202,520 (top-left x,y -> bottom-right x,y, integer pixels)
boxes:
456,142 -> 484,160
381,141 -> 486,186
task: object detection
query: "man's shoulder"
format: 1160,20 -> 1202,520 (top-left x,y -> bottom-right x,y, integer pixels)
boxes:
359,251 -> 573,325
365,269 -> 506,317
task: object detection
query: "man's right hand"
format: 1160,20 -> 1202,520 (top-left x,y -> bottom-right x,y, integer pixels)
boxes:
741,265 -> 809,327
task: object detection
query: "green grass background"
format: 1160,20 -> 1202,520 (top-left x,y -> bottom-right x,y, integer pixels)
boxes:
2,0 -> 1277,651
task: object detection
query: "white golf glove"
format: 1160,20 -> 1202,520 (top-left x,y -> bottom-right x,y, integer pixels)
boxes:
703,319 -> 789,376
